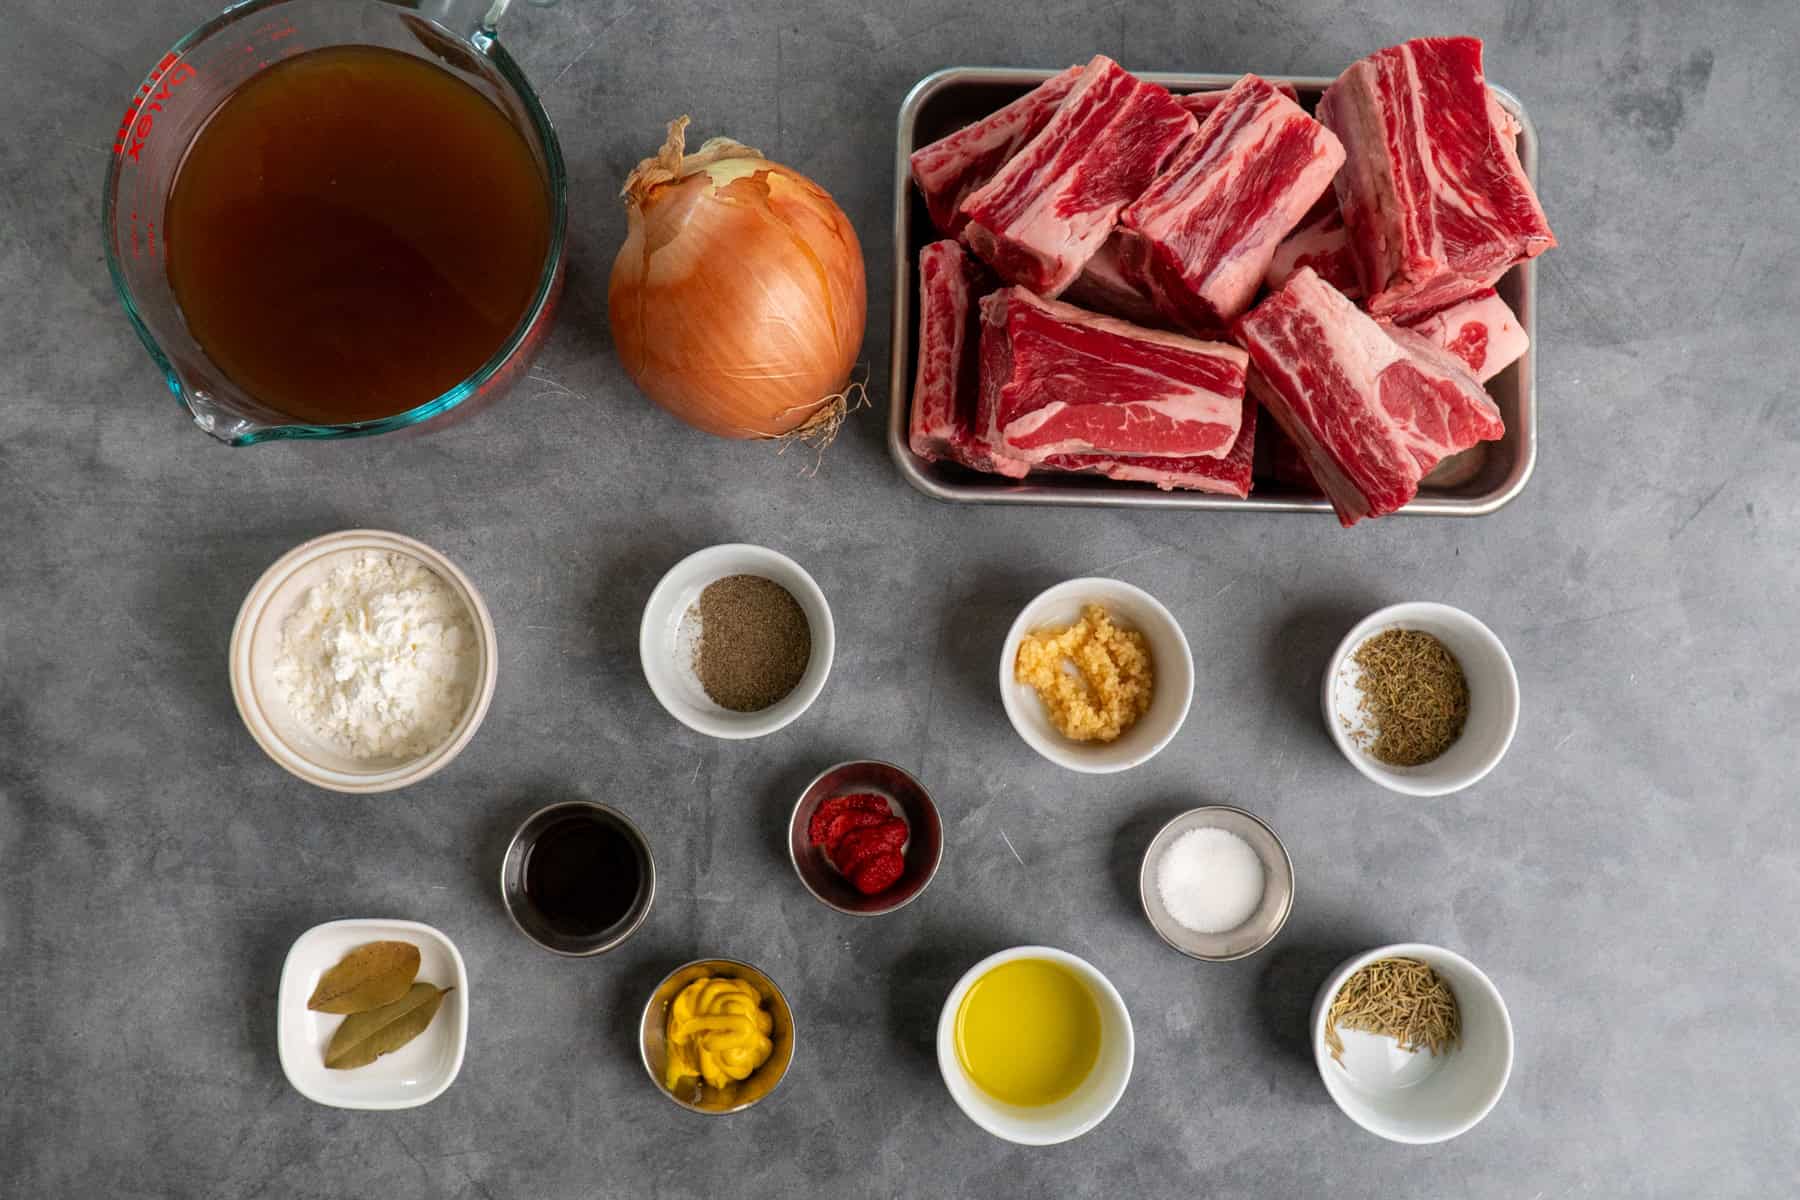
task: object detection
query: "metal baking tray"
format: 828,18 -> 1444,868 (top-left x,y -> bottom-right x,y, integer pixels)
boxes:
887,66 -> 1540,514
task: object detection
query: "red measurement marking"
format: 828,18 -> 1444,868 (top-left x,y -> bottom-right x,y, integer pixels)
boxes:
113,56 -> 197,160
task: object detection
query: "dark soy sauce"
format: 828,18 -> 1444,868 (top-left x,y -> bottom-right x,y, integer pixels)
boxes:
523,816 -> 643,937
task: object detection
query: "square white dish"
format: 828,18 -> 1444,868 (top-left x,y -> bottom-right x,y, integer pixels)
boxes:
276,918 -> 469,1110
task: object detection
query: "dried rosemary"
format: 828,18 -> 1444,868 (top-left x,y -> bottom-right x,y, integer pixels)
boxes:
1350,629 -> 1469,766
1324,956 -> 1460,1066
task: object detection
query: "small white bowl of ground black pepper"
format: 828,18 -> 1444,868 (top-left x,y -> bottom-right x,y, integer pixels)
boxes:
639,544 -> 834,740
1322,602 -> 1519,797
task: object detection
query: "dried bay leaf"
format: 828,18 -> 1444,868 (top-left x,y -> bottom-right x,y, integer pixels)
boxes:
307,940 -> 421,1013
324,982 -> 452,1070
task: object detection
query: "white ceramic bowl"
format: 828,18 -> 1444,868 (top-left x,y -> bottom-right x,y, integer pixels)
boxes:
936,946 -> 1134,1145
639,544 -> 834,740
998,578 -> 1194,773
1321,602 -> 1519,797
276,918 -> 469,1111
229,530 -> 498,794
1310,943 -> 1514,1144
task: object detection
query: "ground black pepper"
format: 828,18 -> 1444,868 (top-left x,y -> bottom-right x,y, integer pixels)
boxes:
693,574 -> 811,712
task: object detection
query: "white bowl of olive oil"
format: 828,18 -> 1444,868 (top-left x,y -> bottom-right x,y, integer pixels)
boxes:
935,946 -> 1133,1145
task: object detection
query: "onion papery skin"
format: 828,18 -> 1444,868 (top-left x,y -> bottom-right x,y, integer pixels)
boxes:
609,119 -> 867,440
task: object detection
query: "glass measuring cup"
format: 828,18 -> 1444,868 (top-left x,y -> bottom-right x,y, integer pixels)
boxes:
102,0 -> 566,445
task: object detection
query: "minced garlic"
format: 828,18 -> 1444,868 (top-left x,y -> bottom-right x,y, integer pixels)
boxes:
1014,604 -> 1154,743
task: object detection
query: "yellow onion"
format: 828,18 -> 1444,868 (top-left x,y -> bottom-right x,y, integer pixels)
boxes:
609,117 -> 867,442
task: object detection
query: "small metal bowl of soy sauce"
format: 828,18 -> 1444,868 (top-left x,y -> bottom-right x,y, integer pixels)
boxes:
501,801 -> 656,956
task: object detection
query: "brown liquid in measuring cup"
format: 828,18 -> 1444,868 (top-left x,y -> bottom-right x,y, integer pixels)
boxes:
165,45 -> 551,425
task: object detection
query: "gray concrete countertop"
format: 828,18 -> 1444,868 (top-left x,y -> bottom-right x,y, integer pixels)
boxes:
3,2 -> 1795,1196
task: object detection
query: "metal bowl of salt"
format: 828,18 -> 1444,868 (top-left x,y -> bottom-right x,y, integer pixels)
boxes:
1138,806 -> 1294,962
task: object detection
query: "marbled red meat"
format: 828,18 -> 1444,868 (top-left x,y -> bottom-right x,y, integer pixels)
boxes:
1399,287 -> 1527,383
960,55 -> 1195,297
909,66 -> 1083,237
1318,36 -> 1555,319
908,240 -> 986,464
1174,80 -> 1298,120
1063,235 -> 1164,327
1233,267 -> 1503,526
1117,74 -> 1344,332
1043,394 -> 1258,497
1265,194 -> 1364,298
975,287 -> 1246,469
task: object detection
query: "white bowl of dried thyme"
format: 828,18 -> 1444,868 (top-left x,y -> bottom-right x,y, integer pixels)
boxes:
1310,944 -> 1514,1144
1321,601 -> 1519,797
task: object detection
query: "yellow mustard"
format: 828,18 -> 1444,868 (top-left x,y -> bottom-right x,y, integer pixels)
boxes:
663,975 -> 774,1093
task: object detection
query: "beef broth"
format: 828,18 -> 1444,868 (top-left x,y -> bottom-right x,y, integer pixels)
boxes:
165,45 -> 551,425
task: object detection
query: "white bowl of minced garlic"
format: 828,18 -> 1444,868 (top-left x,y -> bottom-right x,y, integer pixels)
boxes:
998,578 -> 1194,774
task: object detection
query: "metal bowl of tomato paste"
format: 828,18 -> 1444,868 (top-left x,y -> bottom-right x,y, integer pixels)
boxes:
788,760 -> 943,917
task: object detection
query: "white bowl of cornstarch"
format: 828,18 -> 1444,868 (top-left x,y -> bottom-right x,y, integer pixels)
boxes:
230,530 -> 498,794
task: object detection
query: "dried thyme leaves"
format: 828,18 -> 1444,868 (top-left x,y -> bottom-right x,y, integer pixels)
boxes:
1324,956 -> 1461,1066
1350,629 -> 1469,766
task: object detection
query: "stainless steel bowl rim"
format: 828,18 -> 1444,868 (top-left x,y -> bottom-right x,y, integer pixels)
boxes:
1137,805 -> 1296,962
787,758 -> 943,917
498,799 -> 657,957
638,956 -> 797,1116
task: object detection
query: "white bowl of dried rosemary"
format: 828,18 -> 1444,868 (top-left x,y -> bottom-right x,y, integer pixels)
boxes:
1321,601 -> 1519,797
1310,943 -> 1514,1144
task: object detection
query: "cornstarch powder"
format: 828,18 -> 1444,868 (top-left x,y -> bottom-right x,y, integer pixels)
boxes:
273,551 -> 476,760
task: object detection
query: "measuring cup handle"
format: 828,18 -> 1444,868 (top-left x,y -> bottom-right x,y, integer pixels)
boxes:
421,0 -> 557,44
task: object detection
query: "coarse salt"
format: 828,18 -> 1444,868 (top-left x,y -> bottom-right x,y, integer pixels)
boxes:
1155,826 -> 1266,935
273,551 -> 476,761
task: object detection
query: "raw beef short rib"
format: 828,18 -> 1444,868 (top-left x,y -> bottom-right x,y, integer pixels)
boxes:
1319,36 -> 1555,319
960,55 -> 1195,298
1174,81 -> 1299,120
1117,74 -> 1345,333
976,286 -> 1247,471
908,240 -> 986,463
1399,287 -> 1528,383
1234,267 -> 1503,526
909,66 -> 1083,237
1265,194 -> 1363,298
1042,395 -> 1258,497
1062,235 -> 1164,327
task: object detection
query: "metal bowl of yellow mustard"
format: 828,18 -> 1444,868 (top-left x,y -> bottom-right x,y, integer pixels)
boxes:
639,957 -> 796,1114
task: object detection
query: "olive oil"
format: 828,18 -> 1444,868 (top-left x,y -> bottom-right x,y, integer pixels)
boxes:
165,45 -> 551,425
954,958 -> 1101,1106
